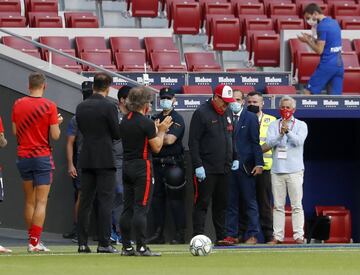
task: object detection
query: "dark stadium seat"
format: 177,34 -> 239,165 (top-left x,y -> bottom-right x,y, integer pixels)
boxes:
69,15 -> 99,28
32,15 -> 63,28
275,18 -> 305,33
265,85 -> 297,94
109,37 -> 142,59
128,0 -> 158,18
0,14 -> 26,27
172,2 -> 201,35
332,3 -> 360,17
182,85 -> 213,94
80,51 -> 116,71
2,36 -> 41,58
252,33 -> 280,67
205,14 -> 236,44
231,85 -> 256,93
144,36 -> 178,61
184,52 -> 222,72
211,18 -> 240,51
239,14 -> 267,43
75,36 -> 108,56
315,206 -> 346,216
0,0 -> 21,13
288,38 -> 314,77
237,3 -> 265,16
297,52 -> 320,83
342,39 -> 353,52
44,49 -> 82,73
150,50 -> 186,71
315,206 -> 352,243
166,0 -> 196,28
29,0 -> 58,13
268,3 -> 297,16
39,36 -> 72,59
353,39 -> 360,60
341,18 -> 360,29
342,52 -> 360,94
64,12 -> 94,27
27,11 -> 58,27
114,50 -> 149,71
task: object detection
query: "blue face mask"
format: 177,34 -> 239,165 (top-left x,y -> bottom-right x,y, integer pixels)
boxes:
229,102 -> 242,113
160,99 -> 173,111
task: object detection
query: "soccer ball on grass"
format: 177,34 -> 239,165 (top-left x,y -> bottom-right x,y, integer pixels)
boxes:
189,235 -> 212,256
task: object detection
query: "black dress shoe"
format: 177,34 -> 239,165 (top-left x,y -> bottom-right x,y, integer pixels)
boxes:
121,246 -> 136,256
137,246 -> 161,257
97,245 -> 119,253
78,245 -> 91,253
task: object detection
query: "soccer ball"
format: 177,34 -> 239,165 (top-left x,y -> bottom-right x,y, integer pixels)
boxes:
189,235 -> 212,256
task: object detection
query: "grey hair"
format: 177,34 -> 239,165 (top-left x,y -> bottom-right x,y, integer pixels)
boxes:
279,95 -> 296,109
125,86 -> 154,112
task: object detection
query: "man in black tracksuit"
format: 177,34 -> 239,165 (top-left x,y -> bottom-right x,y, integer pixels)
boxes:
188,84 -> 236,245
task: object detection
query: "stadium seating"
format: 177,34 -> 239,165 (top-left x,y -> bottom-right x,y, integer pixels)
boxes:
184,52 -> 222,72
211,18 -> 240,51
332,3 -> 360,17
182,85 -> 213,94
0,14 -> 26,27
114,50 -> 149,71
32,15 -> 63,28
0,0 -> 21,13
275,18 -> 305,33
342,39 -> 353,51
144,37 -> 178,61
341,18 -> 360,29
353,39 -> 360,60
69,15 -> 99,28
39,36 -> 72,59
2,35 -> 41,58
27,11 -> 57,27
342,51 -> 360,94
75,36 -> 108,56
297,52 -> 320,83
205,14 -> 236,44
231,85 -> 256,93
244,18 -> 273,50
268,3 -> 297,16
44,49 -> 82,73
166,0 -> 196,27
150,50 -> 186,71
252,33 -> 280,67
127,0 -> 158,18
109,36 -> 142,59
239,14 -> 267,43
29,0 -> 58,13
172,2 -> 201,35
315,206 -> 352,243
64,12 -> 95,27
80,51 -> 116,71
265,85 -> 297,94
237,3 -> 265,16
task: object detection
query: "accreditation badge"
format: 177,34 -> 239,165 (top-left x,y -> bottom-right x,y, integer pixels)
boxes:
277,146 -> 288,159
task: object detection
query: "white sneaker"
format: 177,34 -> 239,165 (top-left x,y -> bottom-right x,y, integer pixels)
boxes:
28,242 -> 51,252
0,245 -> 12,253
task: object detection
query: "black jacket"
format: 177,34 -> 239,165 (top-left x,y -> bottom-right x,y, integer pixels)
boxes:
188,99 -> 234,174
76,93 -> 120,169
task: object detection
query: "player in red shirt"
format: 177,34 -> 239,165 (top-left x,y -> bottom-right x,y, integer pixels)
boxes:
12,72 -> 63,252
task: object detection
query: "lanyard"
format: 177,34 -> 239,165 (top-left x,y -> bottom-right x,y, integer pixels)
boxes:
279,119 -> 295,134
259,113 -> 264,127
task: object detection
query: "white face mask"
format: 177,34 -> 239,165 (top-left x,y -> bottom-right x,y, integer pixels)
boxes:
307,18 -> 317,26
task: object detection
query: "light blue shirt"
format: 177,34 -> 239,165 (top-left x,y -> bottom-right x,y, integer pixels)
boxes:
266,117 -> 308,174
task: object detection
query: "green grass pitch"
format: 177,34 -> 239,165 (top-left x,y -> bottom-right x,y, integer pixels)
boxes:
1,245 -> 360,275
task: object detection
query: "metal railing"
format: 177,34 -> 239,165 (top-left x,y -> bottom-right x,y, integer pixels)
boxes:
0,28 -> 158,93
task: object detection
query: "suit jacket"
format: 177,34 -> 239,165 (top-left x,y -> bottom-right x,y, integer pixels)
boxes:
76,93 -> 120,169
234,110 -> 264,172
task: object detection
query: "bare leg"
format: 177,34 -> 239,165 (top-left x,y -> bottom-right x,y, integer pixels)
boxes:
23,181 -> 35,229
32,184 -> 51,227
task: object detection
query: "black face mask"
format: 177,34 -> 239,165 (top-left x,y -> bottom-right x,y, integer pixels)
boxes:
247,105 -> 260,114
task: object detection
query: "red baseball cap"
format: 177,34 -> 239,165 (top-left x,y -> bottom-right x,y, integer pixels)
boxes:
214,84 -> 235,103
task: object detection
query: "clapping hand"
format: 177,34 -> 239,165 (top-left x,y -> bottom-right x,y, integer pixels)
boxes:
157,116 -> 173,133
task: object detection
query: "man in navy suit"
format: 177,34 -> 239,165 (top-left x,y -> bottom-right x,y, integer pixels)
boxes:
225,89 -> 264,244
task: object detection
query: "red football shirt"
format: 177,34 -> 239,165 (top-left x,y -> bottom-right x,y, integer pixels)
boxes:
12,96 -> 58,158
0,116 -> 3,133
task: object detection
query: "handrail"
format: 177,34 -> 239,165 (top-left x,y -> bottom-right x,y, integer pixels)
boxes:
0,28 -> 159,93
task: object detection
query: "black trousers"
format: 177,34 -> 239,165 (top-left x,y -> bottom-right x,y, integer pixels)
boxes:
239,169 -> 273,241
193,173 -> 229,241
78,168 -> 116,247
149,162 -> 186,236
120,159 -> 153,249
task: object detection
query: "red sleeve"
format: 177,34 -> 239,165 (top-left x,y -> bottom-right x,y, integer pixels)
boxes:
49,102 -> 58,125
0,116 -> 3,132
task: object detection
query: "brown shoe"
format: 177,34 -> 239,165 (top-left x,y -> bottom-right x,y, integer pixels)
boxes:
267,238 -> 282,245
215,238 -> 235,246
295,238 -> 305,244
245,236 -> 257,245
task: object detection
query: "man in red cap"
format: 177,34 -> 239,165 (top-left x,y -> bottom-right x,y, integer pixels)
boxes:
188,84 -> 236,246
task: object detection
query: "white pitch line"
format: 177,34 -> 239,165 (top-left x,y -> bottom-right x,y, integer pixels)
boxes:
1,249 -> 360,257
